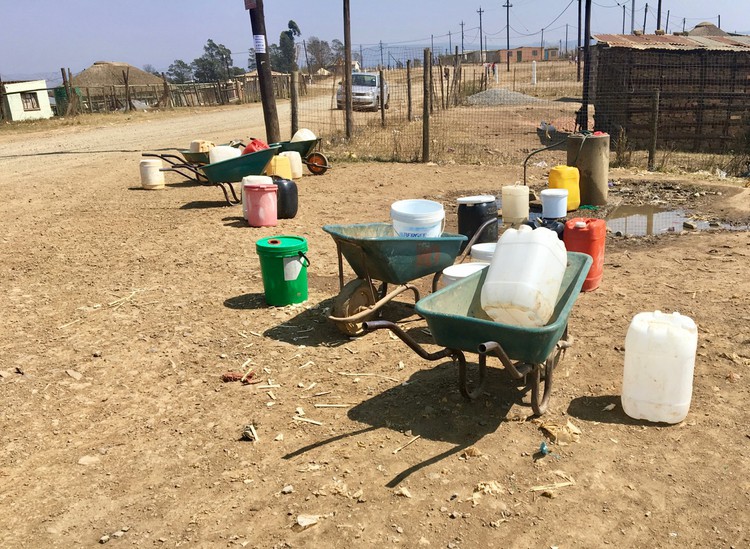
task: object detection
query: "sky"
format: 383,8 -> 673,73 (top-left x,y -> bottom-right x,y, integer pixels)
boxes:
1,0 -> 747,84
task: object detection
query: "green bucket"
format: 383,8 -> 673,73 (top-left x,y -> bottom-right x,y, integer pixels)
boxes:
256,235 -> 310,306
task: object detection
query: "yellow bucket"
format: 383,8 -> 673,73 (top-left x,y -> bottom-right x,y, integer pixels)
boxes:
264,155 -> 293,180
548,165 -> 580,211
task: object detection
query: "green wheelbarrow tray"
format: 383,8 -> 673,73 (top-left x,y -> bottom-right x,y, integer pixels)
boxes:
178,149 -> 211,165
416,252 -> 592,364
270,138 -> 330,175
200,145 -> 280,184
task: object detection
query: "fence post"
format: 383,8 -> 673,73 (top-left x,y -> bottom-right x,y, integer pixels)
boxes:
438,60 -> 446,110
422,48 -> 430,163
648,90 -> 660,171
291,71 -> 299,137
379,68 -> 386,127
0,75 -> 7,121
406,60 -> 412,121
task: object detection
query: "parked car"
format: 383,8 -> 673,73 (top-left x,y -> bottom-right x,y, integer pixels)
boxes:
336,72 -> 389,111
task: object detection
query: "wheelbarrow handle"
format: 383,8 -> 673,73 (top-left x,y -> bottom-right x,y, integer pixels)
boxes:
363,320 -> 457,363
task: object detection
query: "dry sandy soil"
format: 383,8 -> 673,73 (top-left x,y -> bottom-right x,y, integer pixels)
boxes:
1,105 -> 749,549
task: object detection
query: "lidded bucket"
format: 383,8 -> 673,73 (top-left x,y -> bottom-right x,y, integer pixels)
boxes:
242,176 -> 273,220
456,195 -> 498,252
470,242 -> 496,262
480,225 -> 567,327
265,155 -> 293,180
139,159 -> 165,189
548,165 -> 580,211
440,262 -> 488,287
390,199 -> 445,238
563,217 -> 606,291
622,311 -> 698,423
291,128 -> 316,142
280,151 -> 303,179
209,145 -> 241,164
256,235 -> 310,306
501,185 -> 529,225
540,189 -> 569,219
245,183 -> 278,227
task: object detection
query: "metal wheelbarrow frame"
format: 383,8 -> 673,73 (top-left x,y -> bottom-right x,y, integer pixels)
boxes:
271,138 -> 330,175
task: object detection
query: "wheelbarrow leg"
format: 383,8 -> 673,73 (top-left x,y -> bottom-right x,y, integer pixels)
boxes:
529,325 -> 568,416
458,352 -> 487,400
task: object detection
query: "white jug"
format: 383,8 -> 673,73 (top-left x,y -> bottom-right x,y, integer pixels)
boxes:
480,225 -> 567,327
501,185 -> 529,225
622,311 -> 698,423
209,145 -> 241,164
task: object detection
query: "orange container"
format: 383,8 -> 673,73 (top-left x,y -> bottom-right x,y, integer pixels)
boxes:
563,217 -> 606,291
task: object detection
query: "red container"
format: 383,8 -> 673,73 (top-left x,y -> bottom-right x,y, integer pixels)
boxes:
563,217 -> 606,291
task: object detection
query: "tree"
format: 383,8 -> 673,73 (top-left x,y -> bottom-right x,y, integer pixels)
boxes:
166,60 -> 193,83
142,64 -> 161,77
247,48 -> 257,72
306,37 -> 332,73
331,39 -> 344,62
192,39 -> 236,82
274,20 -> 301,73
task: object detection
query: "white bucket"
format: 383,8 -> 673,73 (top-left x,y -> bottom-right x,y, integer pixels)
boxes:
209,145 -> 241,164
541,188 -> 569,219
291,128 -> 316,142
139,159 -> 165,189
390,199 -> 445,238
280,151 -> 303,179
470,242 -> 496,262
622,311 -> 698,424
242,175 -> 273,220
441,262 -> 489,287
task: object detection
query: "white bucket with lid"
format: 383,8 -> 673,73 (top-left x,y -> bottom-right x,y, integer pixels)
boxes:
441,262 -> 489,287
209,145 -> 241,164
622,311 -> 698,424
139,158 -> 165,189
280,151 -> 303,179
470,242 -> 496,262
541,188 -> 569,219
390,199 -> 445,238
242,175 -> 273,220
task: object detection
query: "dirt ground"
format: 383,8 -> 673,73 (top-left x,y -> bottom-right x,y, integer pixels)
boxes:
1,105 -> 749,549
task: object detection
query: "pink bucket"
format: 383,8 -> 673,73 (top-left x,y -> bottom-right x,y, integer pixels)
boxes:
245,183 -> 278,227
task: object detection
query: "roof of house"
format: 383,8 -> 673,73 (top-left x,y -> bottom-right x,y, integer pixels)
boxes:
71,61 -> 164,87
594,26 -> 750,51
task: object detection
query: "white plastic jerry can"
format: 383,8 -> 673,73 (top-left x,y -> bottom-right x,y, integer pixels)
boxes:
621,311 -> 698,424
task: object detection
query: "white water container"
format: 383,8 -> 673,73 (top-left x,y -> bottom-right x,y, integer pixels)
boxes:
190,140 -> 214,153
390,199 -> 445,238
622,311 -> 698,424
501,185 -> 529,224
440,262 -> 489,287
480,225 -> 567,327
241,175 -> 273,220
139,159 -> 165,189
209,145 -> 241,164
470,242 -> 496,262
541,188 -> 569,219
280,151 -> 303,179
291,128 -> 316,142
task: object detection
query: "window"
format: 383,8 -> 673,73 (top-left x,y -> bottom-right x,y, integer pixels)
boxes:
21,92 -> 40,111
532,50 -> 538,57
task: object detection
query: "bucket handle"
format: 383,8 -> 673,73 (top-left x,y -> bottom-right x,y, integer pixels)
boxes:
298,251 -> 310,267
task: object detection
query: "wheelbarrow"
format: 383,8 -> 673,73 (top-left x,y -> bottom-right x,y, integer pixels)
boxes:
322,223 -> 467,336
271,138 -> 330,175
363,252 -> 592,415
142,141 -> 244,181
142,145 -> 279,205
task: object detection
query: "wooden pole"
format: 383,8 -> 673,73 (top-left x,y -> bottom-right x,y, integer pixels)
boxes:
648,90 -> 659,171
422,48 -> 430,163
343,0 -> 353,138
406,60 -> 412,121
379,68 -> 386,127
290,71 -> 299,138
0,74 -> 7,121
86,87 -> 92,113
439,61 -> 446,110
247,0 -> 280,143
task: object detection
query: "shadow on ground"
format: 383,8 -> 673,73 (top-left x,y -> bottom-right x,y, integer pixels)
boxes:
567,394 -> 680,426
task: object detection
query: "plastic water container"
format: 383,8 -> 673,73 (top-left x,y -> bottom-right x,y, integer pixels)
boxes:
265,155 -> 293,180
209,145 -> 241,164
242,176 -> 273,220
564,217 -> 606,291
390,199 -> 445,238
440,262 -> 489,287
280,151 -> 303,179
273,178 -> 298,219
190,140 -> 214,153
548,165 -> 580,211
470,242 -> 496,262
139,159 -> 165,189
291,128 -> 316,142
501,185 -> 529,224
456,195 -> 498,252
540,189 -> 569,219
622,311 -> 698,423
480,225 -> 567,327
245,183 -> 278,227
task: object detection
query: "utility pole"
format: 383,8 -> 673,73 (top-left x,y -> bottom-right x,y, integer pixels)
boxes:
718,14 -> 721,29
656,0 -> 662,30
431,35 -> 434,61
643,3 -> 648,34
579,0 -> 592,131
541,28 -> 544,60
682,18 -> 686,33
449,31 -> 452,53
477,7 -> 484,64
577,0 -> 582,81
245,0 -> 279,143
359,44 -> 363,69
503,1 -> 512,72
665,10 -> 670,33
460,21 -> 465,54
622,5 -> 626,34
631,0 -> 635,33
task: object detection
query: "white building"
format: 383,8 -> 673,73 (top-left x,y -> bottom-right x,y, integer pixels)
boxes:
1,80 -> 53,121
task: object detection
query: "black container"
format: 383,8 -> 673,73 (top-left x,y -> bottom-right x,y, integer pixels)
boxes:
457,195 -> 498,252
273,178 -> 298,219
523,217 -> 565,240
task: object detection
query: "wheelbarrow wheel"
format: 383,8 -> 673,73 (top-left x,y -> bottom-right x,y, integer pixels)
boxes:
332,279 -> 377,336
306,152 -> 329,175
530,357 -> 554,416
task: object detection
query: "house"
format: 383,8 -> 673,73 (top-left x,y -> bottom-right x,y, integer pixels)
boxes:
591,25 -> 750,152
491,46 -> 560,64
0,80 -> 53,121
